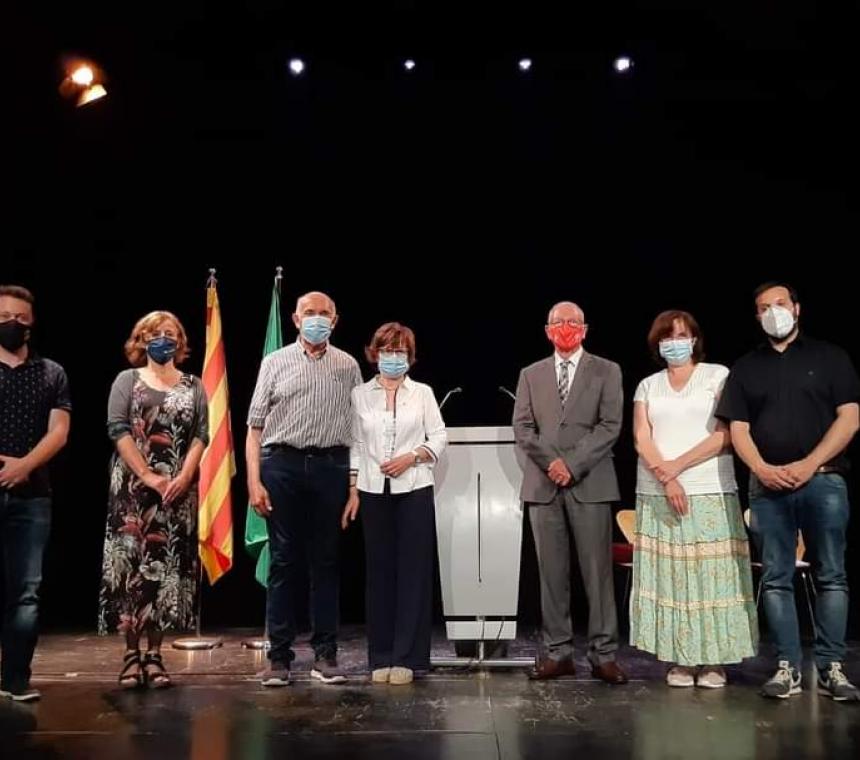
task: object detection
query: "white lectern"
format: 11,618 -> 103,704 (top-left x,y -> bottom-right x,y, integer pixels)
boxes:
432,426 -> 533,668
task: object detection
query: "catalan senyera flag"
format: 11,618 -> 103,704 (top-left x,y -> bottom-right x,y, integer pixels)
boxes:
198,276 -> 235,584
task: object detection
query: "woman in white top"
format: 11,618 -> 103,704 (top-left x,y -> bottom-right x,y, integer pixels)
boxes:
630,310 -> 757,689
342,322 -> 446,685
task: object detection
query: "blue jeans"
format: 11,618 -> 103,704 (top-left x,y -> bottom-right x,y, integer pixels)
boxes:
0,493 -> 51,692
261,446 -> 348,666
750,473 -> 850,671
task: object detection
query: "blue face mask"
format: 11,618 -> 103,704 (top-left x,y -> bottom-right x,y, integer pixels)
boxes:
659,338 -> 694,366
300,316 -> 333,345
379,352 -> 409,378
146,337 -> 178,365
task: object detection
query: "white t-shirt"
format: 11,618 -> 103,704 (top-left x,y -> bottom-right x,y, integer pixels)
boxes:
634,362 -> 737,495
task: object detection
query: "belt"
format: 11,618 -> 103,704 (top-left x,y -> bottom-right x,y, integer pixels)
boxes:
815,465 -> 843,475
266,444 -> 348,456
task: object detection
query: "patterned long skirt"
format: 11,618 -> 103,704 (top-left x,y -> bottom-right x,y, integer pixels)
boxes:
630,492 -> 758,666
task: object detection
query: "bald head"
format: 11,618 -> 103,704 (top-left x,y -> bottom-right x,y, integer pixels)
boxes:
547,301 -> 585,326
296,291 -> 336,317
292,291 -> 339,343
545,301 -> 588,356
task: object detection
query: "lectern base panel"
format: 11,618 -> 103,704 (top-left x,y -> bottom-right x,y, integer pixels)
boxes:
445,619 -> 517,640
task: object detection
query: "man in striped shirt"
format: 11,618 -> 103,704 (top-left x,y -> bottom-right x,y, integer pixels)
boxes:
246,291 -> 362,686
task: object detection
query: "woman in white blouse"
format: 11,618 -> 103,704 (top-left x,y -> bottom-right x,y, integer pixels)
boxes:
342,322 -> 447,685
630,310 -> 757,689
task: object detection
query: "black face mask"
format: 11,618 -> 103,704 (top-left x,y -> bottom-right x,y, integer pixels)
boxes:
0,320 -> 30,352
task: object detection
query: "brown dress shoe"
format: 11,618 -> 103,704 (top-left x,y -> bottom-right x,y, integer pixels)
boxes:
529,657 -> 576,680
591,661 -> 629,685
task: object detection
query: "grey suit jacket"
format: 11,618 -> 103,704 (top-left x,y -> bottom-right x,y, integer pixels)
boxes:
512,352 -> 622,505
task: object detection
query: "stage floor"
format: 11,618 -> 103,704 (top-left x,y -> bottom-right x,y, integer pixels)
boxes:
2,628 -> 858,759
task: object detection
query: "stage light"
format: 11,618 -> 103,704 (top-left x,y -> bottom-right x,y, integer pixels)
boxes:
59,59 -> 107,107
77,84 -> 107,106
613,56 -> 633,73
404,59 -> 416,71
71,65 -> 94,86
288,58 -> 306,76
518,58 -> 533,72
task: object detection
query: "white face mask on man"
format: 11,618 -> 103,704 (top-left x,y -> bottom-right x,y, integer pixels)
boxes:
760,305 -> 796,340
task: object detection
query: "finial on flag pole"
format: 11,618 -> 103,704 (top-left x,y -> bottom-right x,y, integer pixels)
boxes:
207,268 -> 217,287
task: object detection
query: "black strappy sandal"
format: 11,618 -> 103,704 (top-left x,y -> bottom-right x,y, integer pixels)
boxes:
142,651 -> 172,689
119,650 -> 144,689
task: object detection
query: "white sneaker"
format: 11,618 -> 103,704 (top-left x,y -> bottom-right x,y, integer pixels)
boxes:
818,662 -> 860,702
371,668 -> 391,684
389,667 -> 414,685
0,687 -> 41,702
761,660 -> 802,699
696,666 -> 727,689
666,665 -> 696,687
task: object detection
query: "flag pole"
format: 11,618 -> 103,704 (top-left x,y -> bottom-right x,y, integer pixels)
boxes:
173,268 -> 226,652
242,265 -> 282,652
173,565 -> 223,650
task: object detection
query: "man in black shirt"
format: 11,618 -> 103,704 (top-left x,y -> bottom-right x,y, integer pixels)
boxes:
0,285 -> 71,702
717,282 -> 860,702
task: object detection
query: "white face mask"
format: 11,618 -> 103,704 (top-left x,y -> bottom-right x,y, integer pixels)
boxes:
761,305 -> 796,339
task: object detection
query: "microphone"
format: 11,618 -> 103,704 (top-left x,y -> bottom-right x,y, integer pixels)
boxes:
439,387 -> 463,410
498,386 -> 516,402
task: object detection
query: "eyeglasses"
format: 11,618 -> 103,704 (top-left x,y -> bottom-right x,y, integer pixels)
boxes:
548,319 -> 586,328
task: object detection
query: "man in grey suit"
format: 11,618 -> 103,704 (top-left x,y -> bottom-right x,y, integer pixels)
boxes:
513,301 -> 628,684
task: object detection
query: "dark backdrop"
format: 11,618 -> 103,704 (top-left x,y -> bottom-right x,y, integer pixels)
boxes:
4,2 -> 857,636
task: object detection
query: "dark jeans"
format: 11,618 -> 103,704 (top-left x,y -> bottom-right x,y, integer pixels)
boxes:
0,493 -> 51,692
750,473 -> 850,670
360,484 -> 435,670
261,446 -> 347,666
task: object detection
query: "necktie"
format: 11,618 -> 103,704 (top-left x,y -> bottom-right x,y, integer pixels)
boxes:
559,360 -> 571,405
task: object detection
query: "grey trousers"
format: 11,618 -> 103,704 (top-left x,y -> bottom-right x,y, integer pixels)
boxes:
528,491 -> 619,665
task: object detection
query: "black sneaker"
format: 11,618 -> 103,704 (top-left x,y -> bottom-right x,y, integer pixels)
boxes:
818,663 -> 860,702
311,657 -> 347,685
0,686 -> 41,702
761,660 -> 802,699
259,663 -> 291,687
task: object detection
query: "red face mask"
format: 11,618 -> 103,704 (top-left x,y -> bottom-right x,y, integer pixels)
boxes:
548,323 -> 585,353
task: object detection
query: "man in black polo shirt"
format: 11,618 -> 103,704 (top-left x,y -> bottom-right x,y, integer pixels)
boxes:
717,282 -> 860,701
0,285 -> 71,702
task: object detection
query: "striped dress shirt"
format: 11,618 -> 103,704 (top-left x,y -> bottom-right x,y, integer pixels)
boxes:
247,339 -> 362,449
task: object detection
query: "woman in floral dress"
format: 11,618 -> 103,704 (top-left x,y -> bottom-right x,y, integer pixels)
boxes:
99,311 -> 208,688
